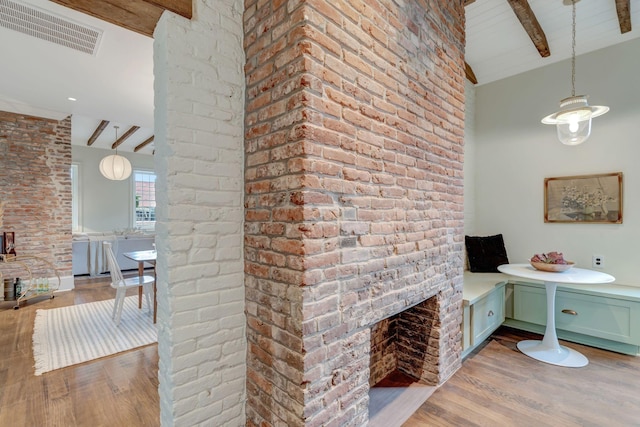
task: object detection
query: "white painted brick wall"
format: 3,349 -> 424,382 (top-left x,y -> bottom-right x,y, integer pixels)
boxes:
153,0 -> 246,425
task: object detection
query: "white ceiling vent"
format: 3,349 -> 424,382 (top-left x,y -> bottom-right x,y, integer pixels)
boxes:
0,0 -> 102,55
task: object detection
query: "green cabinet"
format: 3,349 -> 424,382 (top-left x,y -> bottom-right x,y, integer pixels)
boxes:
472,286 -> 505,344
462,273 -> 507,357
507,281 -> 640,355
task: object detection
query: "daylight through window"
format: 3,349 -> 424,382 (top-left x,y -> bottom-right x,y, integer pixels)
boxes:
134,170 -> 156,230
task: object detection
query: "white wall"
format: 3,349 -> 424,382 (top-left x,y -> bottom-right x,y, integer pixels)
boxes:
72,145 -> 154,232
472,37 -> 640,285
464,80 -> 476,236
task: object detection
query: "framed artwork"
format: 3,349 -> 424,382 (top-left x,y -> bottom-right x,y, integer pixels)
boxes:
544,172 -> 623,224
3,232 -> 15,254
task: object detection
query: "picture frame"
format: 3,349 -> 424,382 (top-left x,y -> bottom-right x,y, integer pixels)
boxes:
544,172 -> 623,224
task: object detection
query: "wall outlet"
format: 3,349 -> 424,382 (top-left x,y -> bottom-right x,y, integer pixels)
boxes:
592,255 -> 605,269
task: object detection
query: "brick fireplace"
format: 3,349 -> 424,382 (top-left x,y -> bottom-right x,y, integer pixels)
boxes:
244,0 -> 465,425
370,295 -> 443,388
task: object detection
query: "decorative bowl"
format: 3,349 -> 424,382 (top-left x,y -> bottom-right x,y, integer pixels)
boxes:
530,261 -> 575,272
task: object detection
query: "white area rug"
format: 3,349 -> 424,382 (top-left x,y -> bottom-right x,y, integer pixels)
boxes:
32,296 -> 157,375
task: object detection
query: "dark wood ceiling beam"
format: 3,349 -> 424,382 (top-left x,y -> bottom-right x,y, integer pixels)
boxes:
507,0 -> 550,58
87,120 -> 109,146
134,136 -> 155,152
112,126 -> 141,149
50,0 -> 192,37
146,0 -> 192,19
464,62 -> 478,84
615,0 -> 631,34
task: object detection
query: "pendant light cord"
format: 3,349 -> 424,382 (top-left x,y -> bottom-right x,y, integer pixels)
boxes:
571,0 -> 576,97
114,126 -> 120,155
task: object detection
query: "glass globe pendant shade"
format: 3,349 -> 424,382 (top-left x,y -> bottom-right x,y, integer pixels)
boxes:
541,95 -> 609,146
556,116 -> 591,146
99,153 -> 132,180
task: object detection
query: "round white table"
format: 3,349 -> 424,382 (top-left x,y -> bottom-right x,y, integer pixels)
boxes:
497,263 -> 615,367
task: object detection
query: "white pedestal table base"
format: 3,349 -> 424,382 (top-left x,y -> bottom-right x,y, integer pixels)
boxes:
516,340 -> 588,367
517,281 -> 588,368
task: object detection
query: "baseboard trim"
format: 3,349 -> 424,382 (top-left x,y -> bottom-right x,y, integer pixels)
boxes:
58,275 -> 74,291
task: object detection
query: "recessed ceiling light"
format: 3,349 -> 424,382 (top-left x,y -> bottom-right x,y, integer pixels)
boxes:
68,97 -> 77,101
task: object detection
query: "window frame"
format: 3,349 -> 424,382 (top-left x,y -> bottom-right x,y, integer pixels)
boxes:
132,169 -> 156,231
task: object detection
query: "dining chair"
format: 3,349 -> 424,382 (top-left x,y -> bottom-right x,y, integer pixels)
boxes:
103,241 -> 155,325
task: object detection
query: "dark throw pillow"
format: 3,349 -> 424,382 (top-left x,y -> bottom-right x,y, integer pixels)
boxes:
465,234 -> 509,273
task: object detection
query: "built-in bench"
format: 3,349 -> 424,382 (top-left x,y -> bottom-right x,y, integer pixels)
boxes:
462,272 -> 508,357
462,272 -> 640,357
504,279 -> 640,356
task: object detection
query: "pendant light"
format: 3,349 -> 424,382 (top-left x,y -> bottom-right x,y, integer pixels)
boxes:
541,0 -> 608,146
99,126 -> 132,180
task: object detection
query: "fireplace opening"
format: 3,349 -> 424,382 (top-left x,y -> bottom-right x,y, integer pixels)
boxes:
368,295 -> 441,425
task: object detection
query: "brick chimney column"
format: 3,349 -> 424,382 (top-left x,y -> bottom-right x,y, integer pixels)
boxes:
244,1 -> 466,425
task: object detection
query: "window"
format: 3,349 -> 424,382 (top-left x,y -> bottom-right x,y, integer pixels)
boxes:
134,170 -> 156,230
71,164 -> 80,231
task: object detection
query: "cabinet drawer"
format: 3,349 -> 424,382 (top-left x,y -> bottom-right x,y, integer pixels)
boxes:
471,287 -> 505,346
514,284 -> 640,345
557,293 -> 640,344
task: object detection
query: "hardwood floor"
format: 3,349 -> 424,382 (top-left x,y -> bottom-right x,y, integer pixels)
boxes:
403,327 -> 640,426
0,275 -> 159,427
2,279 -> 639,427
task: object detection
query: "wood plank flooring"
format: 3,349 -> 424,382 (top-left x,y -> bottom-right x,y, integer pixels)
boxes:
0,275 -> 159,427
403,327 -> 640,427
2,278 -> 639,427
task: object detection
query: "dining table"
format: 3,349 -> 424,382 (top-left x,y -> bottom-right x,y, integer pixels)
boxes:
498,263 -> 614,367
123,249 -> 157,323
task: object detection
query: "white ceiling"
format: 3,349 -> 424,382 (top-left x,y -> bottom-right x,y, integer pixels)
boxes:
0,0 -> 638,155
0,0 -> 154,153
466,0 -> 640,86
